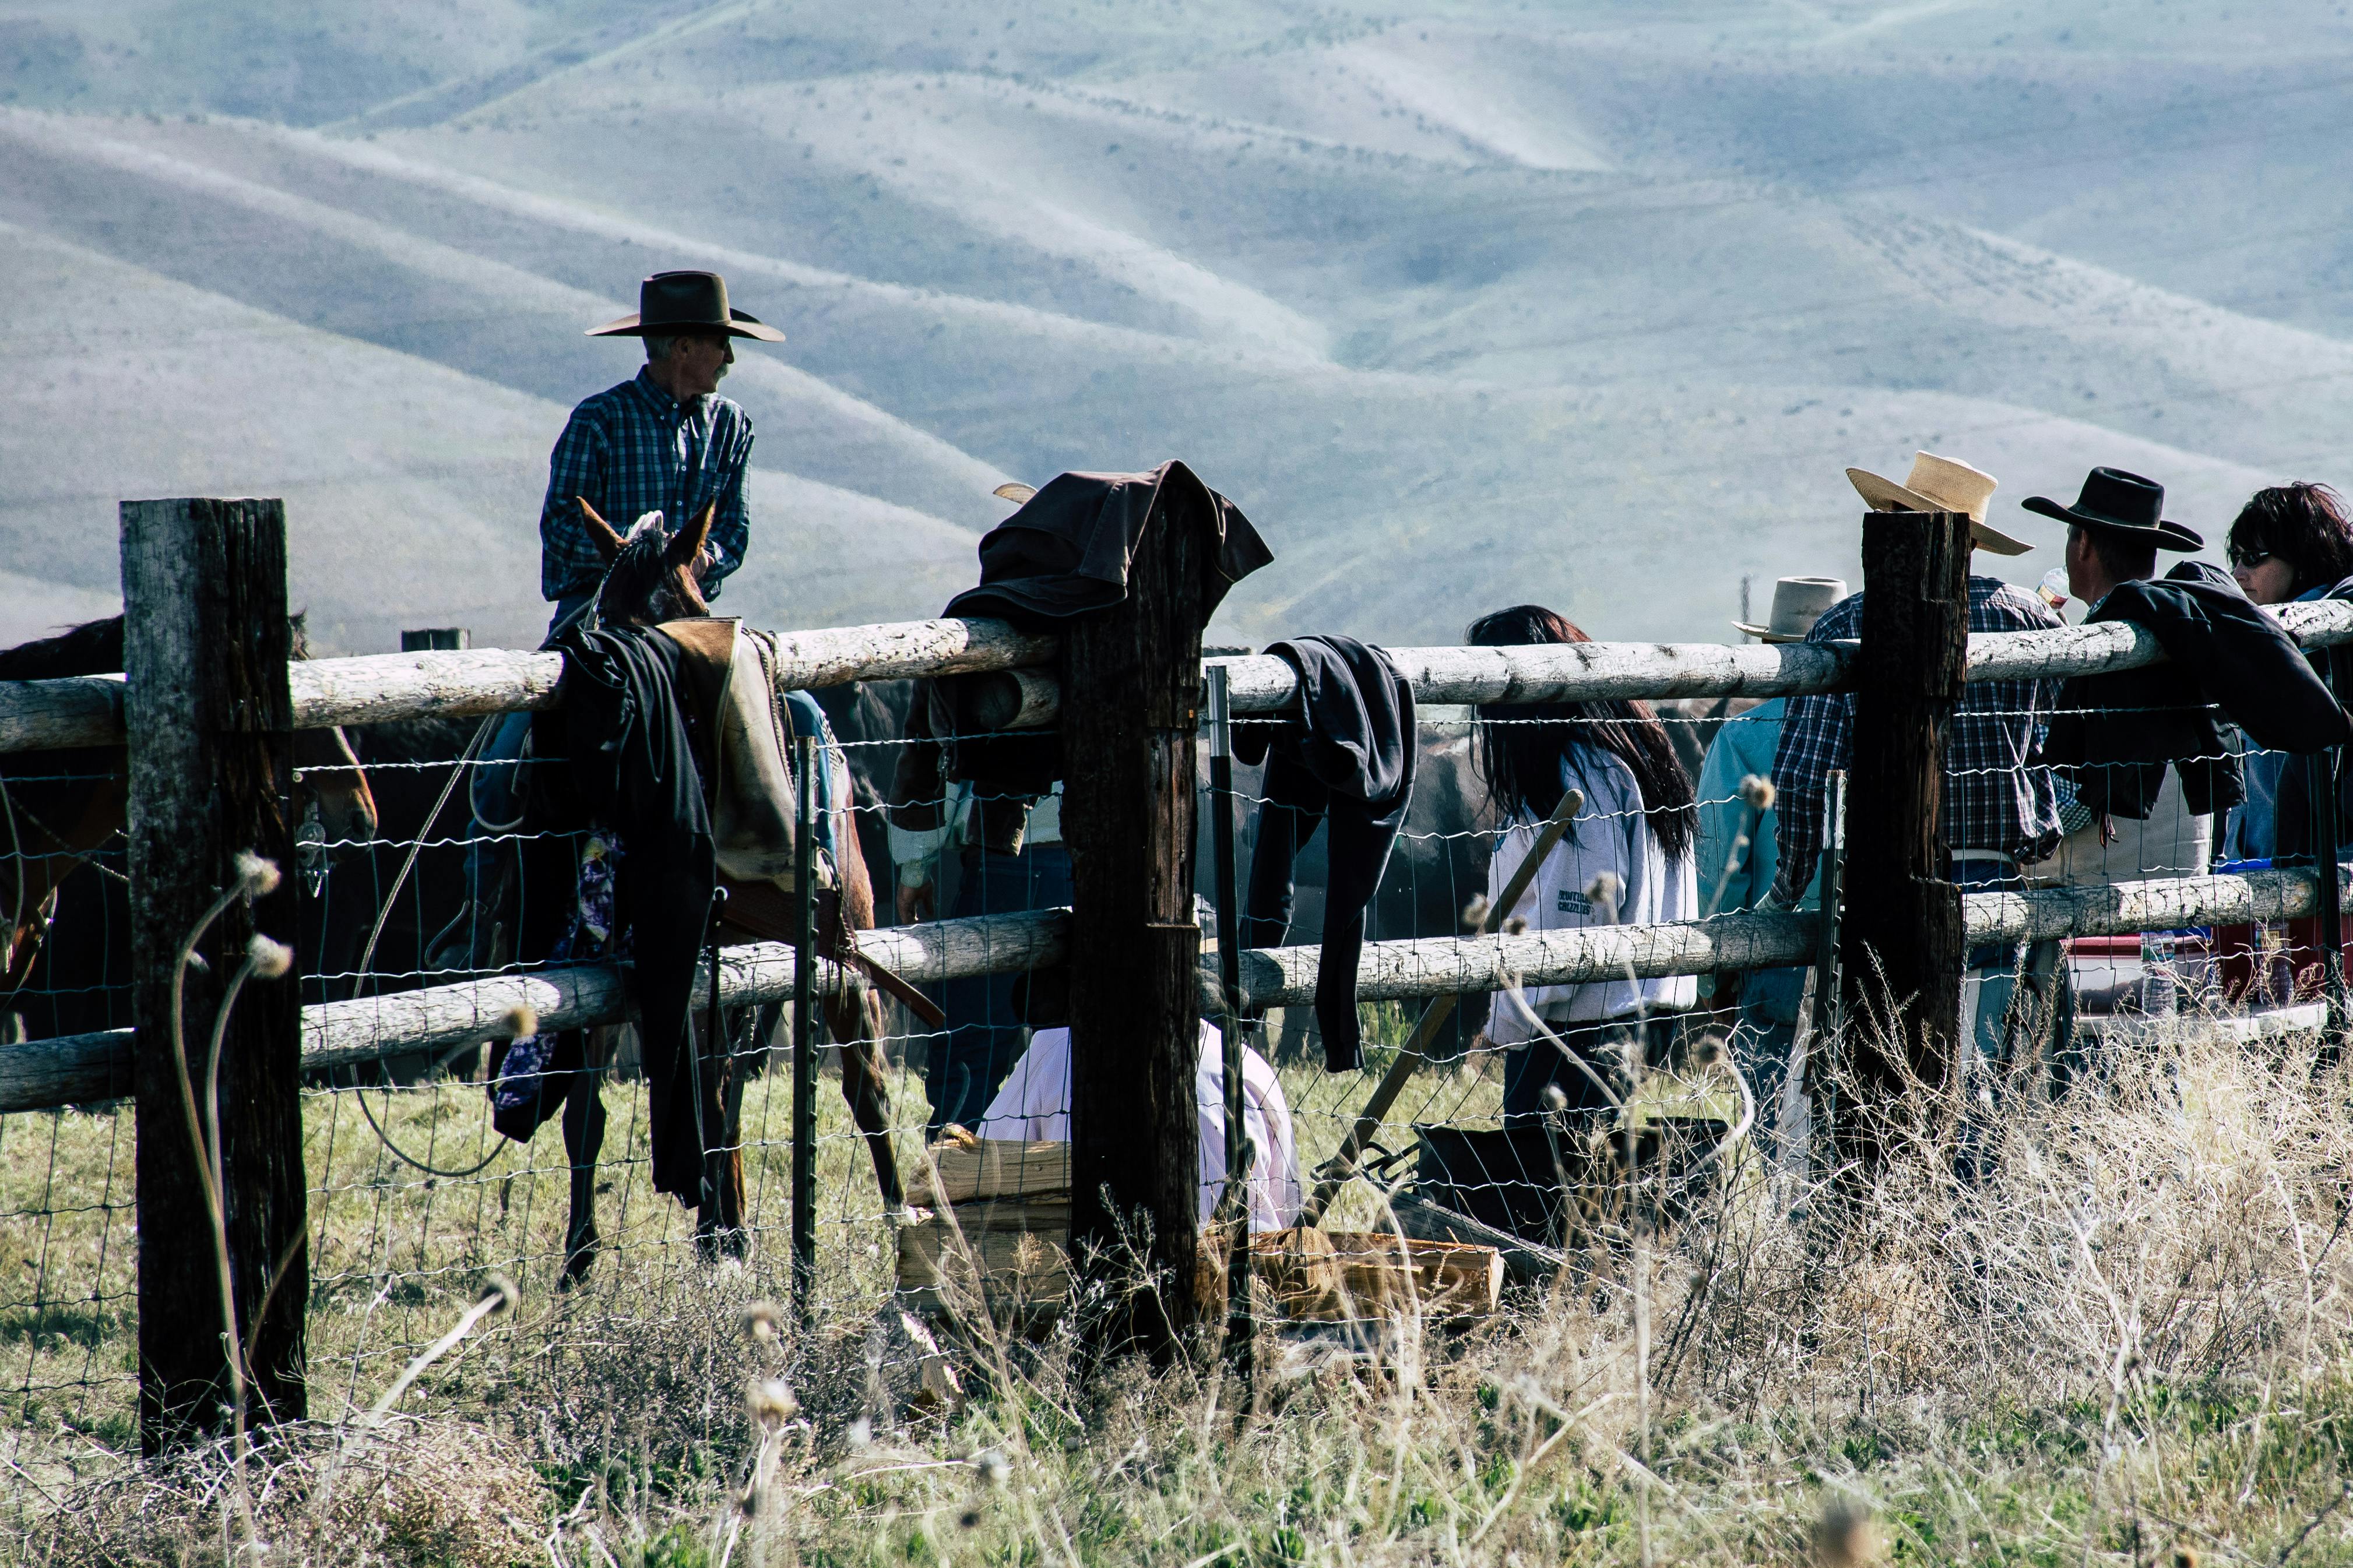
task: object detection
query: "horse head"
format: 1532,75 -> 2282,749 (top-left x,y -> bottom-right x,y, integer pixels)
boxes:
577,498 -> 715,630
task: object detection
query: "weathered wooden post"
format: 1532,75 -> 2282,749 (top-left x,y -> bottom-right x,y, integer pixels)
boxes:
1837,509 -> 1969,1162
123,498 -> 306,1453
1063,491 -> 1211,1358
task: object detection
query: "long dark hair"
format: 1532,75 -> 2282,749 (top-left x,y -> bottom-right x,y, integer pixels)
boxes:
2229,482 -> 2353,596
1467,605 -> 1696,859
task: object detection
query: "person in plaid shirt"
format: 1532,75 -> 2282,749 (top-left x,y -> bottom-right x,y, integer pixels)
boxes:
1765,453 -> 2065,1079
538,270 -> 785,631
442,272 -> 787,971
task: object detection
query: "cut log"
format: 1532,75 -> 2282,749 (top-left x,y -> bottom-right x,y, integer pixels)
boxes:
908,1140 -> 1072,1208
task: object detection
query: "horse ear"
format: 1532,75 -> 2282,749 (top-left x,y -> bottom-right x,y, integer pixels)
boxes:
576,497 -> 624,562
669,501 -> 717,570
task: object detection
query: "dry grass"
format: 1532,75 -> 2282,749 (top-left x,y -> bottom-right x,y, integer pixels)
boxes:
9,1005 -> 2353,1565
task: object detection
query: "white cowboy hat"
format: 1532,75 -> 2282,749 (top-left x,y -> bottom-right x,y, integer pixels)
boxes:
1733,576 -> 1850,643
1845,451 -> 2031,556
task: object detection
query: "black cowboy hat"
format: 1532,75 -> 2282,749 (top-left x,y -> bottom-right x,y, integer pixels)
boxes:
585,270 -> 785,343
2020,466 -> 2203,551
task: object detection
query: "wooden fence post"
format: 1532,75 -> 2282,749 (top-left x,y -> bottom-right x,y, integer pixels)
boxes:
1837,509 -> 1969,1163
1063,494 -> 1211,1359
124,498 -> 306,1454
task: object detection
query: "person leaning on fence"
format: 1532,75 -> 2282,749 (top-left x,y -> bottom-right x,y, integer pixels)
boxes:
885,686 -> 1070,1140
1767,452 -> 2065,1076
1463,605 -> 1700,1125
438,272 -> 786,970
1701,575 -> 1842,1144
2222,482 -> 2353,860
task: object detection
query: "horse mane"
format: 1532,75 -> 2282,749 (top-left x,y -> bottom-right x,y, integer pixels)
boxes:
0,616 -> 125,681
0,610 -> 310,680
595,516 -> 705,628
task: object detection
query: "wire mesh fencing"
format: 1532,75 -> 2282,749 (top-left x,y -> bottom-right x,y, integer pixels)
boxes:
8,629 -> 2351,1511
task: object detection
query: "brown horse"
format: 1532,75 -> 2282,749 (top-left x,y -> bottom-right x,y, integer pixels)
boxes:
557,499 -> 908,1273
0,615 -> 378,1030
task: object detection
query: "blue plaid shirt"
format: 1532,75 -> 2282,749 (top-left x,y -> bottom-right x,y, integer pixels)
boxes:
1769,576 -> 2066,903
538,368 -> 754,602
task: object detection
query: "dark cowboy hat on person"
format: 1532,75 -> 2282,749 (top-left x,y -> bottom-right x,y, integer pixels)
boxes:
2021,466 -> 2203,551
585,270 -> 785,343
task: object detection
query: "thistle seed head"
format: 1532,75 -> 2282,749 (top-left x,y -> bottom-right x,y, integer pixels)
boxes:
970,1447 -> 1010,1488
1584,871 -> 1623,908
1740,773 -> 1777,811
234,851 -> 282,897
245,934 -> 294,980
1539,1084 -> 1569,1114
502,1003 -> 538,1041
1812,1500 -> 1881,1566
480,1274 -> 519,1316
742,1300 -> 781,1344
747,1377 -> 799,1429
1461,894 -> 1491,931
1503,915 -> 1528,936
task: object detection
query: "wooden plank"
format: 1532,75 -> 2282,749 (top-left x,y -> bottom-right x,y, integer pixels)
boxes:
14,865 -> 2353,1115
1840,510 -> 1969,1154
9,600 -> 2353,753
908,1140 -> 1073,1207
1063,481 -> 1212,1355
122,498 -> 306,1453
0,673 -> 122,752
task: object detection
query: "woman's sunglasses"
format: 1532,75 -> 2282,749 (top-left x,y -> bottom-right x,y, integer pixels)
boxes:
2228,545 -> 2277,570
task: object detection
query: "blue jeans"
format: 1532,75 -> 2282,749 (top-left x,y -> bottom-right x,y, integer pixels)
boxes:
1731,965 -> 1806,1134
926,844 -> 1074,1137
1953,855 -> 2027,1072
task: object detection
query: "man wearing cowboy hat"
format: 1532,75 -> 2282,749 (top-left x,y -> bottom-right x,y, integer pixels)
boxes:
1766,453 -> 2069,1078
1704,575 -> 1844,1156
538,269 -> 787,632
2027,466 -> 2227,889
439,272 -> 787,971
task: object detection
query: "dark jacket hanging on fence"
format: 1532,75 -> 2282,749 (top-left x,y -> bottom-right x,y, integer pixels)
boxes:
908,459 -> 1273,851
2039,562 -> 2347,824
944,460 -> 1272,627
1237,636 -> 1416,1072
546,624 -> 718,1206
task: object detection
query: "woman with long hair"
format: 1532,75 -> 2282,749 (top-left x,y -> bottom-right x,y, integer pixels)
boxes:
1466,605 -> 1699,1122
2224,482 -> 2353,859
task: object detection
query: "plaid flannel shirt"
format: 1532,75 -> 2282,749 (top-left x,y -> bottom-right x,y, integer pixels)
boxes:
1769,576 -> 2065,903
538,368 -> 754,602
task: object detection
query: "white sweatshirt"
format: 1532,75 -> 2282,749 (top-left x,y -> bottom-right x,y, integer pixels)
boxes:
972,1020 -> 1304,1233
1482,744 -> 1698,1046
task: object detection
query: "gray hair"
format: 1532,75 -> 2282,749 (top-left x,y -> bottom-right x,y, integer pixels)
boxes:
642,334 -> 680,364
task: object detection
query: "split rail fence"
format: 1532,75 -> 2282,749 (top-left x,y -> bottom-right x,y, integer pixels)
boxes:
4,499 -> 2350,1460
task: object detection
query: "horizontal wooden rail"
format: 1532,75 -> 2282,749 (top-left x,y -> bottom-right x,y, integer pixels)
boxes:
7,600 -> 2353,751
6,865 -> 2336,1114
0,908 -> 1065,1114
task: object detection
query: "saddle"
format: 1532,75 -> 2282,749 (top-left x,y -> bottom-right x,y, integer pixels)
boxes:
659,618 -> 945,1029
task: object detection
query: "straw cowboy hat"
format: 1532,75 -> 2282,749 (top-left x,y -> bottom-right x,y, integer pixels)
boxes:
1846,451 -> 2031,556
1735,576 -> 1850,643
2020,466 -> 2203,552
586,270 -> 785,343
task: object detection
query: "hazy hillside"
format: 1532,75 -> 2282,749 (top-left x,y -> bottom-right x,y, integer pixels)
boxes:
1,1 -> 2347,653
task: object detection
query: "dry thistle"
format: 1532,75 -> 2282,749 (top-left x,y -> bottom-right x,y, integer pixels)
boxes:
741,1300 -> 781,1345
233,851 -> 281,897
1584,870 -> 1623,908
245,934 -> 293,981
1689,1033 -> 1725,1069
1503,914 -> 1528,936
1539,1084 -> 1569,1115
1812,1500 -> 1881,1566
480,1274 -> 519,1316
1461,893 -> 1491,931
501,1002 -> 537,1040
1739,773 -> 1777,811
970,1448 -> 1010,1488
747,1377 -> 799,1430
2169,1549 -> 2197,1568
